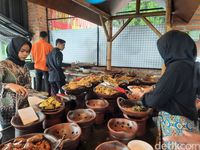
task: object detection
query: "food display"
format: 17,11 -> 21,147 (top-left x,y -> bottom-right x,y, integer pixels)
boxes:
1,134 -> 51,150
78,75 -> 103,85
141,74 -> 159,84
63,81 -> 88,90
102,75 -> 118,86
117,97 -> 151,118
63,75 -> 100,90
115,75 -> 135,85
94,85 -> 119,96
131,105 -> 148,112
39,96 -> 62,110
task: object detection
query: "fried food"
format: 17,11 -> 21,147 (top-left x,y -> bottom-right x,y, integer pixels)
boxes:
39,96 -> 62,110
64,75 -> 102,90
95,85 -> 118,95
115,75 -> 135,84
132,105 -> 147,112
1,134 -> 51,150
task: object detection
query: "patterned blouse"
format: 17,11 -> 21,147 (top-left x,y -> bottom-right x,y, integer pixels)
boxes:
0,60 -> 31,127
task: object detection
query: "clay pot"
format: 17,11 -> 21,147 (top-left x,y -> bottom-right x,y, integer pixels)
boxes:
44,123 -> 81,150
86,99 -> 109,124
107,118 -> 137,141
127,140 -> 153,150
42,102 -> 65,129
75,92 -> 87,108
67,109 -> 96,141
95,140 -> 130,150
117,97 -> 152,118
123,114 -> 148,137
11,111 -> 45,137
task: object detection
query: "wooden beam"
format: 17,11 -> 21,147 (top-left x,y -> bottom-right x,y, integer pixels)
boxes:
106,20 -> 112,71
99,15 -> 109,40
111,11 -> 166,20
136,0 -> 140,14
166,0 -> 172,31
111,17 -> 133,42
141,16 -> 162,37
72,0 -> 110,19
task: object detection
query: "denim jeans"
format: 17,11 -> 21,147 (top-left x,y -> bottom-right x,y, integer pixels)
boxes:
35,69 -> 50,95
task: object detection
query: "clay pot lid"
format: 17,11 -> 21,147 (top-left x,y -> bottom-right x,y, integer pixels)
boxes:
11,111 -> 45,129
85,99 -> 109,112
67,109 -> 96,125
117,97 -> 152,118
44,123 -> 81,142
127,140 -> 153,150
107,118 -> 138,141
95,140 -> 130,150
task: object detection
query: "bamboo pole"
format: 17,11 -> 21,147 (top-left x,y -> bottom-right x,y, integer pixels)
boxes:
136,0 -> 140,14
141,16 -> 162,37
106,20 -> 112,71
72,0 -> 110,19
166,0 -> 172,31
99,15 -> 109,40
111,11 -> 165,20
111,17 -> 133,42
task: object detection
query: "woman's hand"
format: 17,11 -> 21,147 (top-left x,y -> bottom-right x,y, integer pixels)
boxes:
5,83 -> 28,97
163,130 -> 200,144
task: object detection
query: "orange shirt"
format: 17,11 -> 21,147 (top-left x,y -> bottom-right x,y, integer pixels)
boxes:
31,39 -> 53,71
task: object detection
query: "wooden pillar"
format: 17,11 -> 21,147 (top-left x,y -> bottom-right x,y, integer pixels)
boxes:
166,0 -> 172,32
106,20 -> 112,71
162,0 -> 172,75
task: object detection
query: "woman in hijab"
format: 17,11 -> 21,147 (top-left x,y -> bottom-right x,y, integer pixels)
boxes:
140,30 -> 199,149
0,36 -> 32,128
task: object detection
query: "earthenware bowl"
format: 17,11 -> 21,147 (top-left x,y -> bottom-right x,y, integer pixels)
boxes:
95,140 -> 130,150
44,123 -> 81,150
107,118 -> 138,141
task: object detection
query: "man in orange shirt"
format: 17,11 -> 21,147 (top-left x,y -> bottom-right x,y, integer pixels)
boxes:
31,31 -> 53,95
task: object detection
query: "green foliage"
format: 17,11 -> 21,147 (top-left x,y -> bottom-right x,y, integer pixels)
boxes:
113,0 -> 165,27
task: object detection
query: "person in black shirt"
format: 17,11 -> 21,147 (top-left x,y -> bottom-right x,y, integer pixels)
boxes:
141,30 -> 200,149
46,39 -> 66,95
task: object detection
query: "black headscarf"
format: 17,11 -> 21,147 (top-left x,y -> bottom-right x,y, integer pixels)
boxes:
157,30 -> 200,95
157,30 -> 197,65
7,36 -> 32,67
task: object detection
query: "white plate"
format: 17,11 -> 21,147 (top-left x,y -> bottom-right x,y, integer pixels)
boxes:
127,140 -> 153,150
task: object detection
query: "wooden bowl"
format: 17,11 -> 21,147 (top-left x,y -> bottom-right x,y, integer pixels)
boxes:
117,97 -> 151,118
95,140 -> 130,150
67,109 -> 96,128
107,118 -> 137,141
85,99 -> 109,112
44,123 -> 81,150
0,133 -> 58,150
11,111 -> 45,131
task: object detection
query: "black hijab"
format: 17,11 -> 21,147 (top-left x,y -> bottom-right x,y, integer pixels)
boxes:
157,30 -> 200,95
7,36 -> 32,67
157,30 -> 197,65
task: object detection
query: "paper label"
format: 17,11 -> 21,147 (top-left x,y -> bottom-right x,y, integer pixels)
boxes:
18,107 -> 39,125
